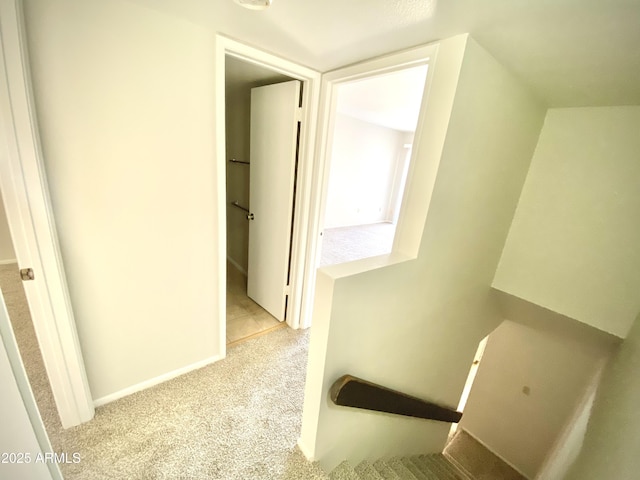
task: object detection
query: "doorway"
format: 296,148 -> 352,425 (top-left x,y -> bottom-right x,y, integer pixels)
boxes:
224,55 -> 296,345
319,65 -> 428,266
0,194 -> 61,436
215,35 -> 322,345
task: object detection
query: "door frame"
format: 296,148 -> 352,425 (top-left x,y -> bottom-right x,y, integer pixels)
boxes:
0,0 -> 94,428
214,35 -> 321,339
298,43 -> 440,327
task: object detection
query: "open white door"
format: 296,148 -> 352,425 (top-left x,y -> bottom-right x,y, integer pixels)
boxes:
0,0 -> 94,428
247,80 -> 301,321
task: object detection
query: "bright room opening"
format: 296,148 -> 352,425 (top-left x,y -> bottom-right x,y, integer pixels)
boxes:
319,64 -> 428,266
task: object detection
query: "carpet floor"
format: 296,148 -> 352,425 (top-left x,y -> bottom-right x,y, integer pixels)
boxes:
444,429 -> 527,480
52,327 -> 325,479
0,262 -> 325,479
319,223 -> 396,267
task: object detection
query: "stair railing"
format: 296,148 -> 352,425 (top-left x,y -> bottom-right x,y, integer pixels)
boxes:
330,374 -> 462,423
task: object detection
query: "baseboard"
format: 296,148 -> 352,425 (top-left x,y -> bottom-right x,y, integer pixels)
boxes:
460,428 -> 532,479
93,353 -> 225,407
297,437 -> 315,461
226,256 -> 247,276
0,259 -> 17,265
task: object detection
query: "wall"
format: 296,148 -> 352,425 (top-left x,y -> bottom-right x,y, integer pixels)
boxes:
225,84 -> 251,273
300,36 -> 545,470
0,187 -> 16,263
566,312 -> 640,479
459,319 -> 613,478
224,59 -> 292,274
493,107 -> 640,338
324,114 -> 406,228
22,0 -> 219,401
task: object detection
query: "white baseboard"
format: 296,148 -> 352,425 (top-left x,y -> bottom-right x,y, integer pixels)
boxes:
0,259 -> 17,265
93,353 -> 225,407
226,256 -> 247,276
297,437 -> 315,461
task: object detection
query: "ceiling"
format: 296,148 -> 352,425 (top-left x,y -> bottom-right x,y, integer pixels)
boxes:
132,0 -> 640,107
336,65 -> 428,132
225,55 -> 292,94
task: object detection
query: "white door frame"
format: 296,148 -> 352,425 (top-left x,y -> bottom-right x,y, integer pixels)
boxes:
298,43 -> 440,327
214,35 -> 321,337
0,0 -> 94,428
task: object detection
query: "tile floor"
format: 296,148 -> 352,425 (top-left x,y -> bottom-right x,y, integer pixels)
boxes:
226,262 -> 284,345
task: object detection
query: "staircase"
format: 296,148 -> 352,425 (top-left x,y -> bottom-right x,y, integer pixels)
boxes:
328,453 -> 471,480
325,376 -> 474,479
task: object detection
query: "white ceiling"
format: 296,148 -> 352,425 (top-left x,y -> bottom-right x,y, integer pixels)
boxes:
225,55 -> 292,93
131,0 -> 640,107
336,65 -> 428,132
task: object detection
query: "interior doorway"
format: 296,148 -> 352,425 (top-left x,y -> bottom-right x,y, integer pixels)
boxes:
215,36 -> 321,339
319,65 -> 428,266
224,56 -> 297,345
0,188 -> 62,438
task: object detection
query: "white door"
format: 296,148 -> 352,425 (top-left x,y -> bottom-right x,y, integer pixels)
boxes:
247,80 -> 301,321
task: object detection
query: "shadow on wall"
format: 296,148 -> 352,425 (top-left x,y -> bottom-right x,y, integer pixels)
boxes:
458,306 -> 619,479
0,189 -> 16,264
565,311 -> 640,480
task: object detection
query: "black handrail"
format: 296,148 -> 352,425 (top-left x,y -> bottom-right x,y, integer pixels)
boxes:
330,374 -> 462,423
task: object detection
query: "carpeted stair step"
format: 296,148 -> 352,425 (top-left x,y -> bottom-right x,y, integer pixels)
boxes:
415,454 -> 455,479
372,460 -> 402,480
328,453 -> 473,480
387,457 -> 420,479
330,460 -> 360,480
400,457 -> 432,480
418,454 -> 470,480
354,460 -> 386,479
436,453 -> 473,480
442,453 -> 474,480
409,455 -> 441,479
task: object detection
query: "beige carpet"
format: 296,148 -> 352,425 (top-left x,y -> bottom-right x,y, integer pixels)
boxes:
51,327 -> 325,480
320,223 -> 396,266
1,262 -> 326,479
444,429 -> 527,480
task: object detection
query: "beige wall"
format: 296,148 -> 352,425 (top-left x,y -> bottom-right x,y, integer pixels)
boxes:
493,107 -> 640,338
224,60 -> 292,274
460,319 -> 614,478
300,36 -> 545,470
225,86 -> 251,273
23,0 -> 219,401
566,312 -> 640,479
0,190 -> 16,263
324,114 -> 405,228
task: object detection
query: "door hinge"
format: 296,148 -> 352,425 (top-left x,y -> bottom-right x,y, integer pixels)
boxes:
296,107 -> 303,122
20,268 -> 35,281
